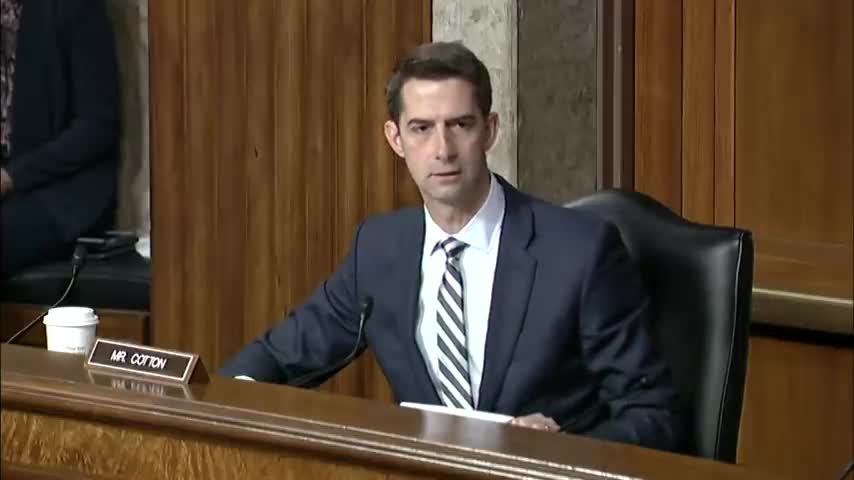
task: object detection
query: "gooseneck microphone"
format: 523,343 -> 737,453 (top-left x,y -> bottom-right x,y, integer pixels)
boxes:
6,245 -> 89,344
287,296 -> 374,387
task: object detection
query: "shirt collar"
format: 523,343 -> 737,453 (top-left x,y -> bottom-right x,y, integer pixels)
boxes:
423,173 -> 505,255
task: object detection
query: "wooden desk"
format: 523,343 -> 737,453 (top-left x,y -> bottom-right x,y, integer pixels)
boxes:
1,345 -> 779,480
3,462 -> 118,480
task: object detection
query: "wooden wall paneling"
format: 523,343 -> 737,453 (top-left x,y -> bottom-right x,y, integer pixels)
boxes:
734,0 -> 854,299
634,0 -> 683,213
150,0 -> 431,400
681,0 -> 715,224
274,0 -> 308,325
394,1 -> 434,208
382,0 -> 434,398
326,0 -> 370,399
303,0 -> 337,322
364,0 -> 398,217
635,0 -> 852,295
348,0 -> 434,401
359,0 -> 417,402
360,0 -> 393,402
737,335 -> 854,480
243,0 -> 279,348
634,3 -> 853,479
334,0 -> 367,267
216,0 -> 249,367
184,0 -> 220,363
713,0 -> 735,226
149,0 -> 187,358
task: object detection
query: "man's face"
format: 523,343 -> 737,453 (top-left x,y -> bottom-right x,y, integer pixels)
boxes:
384,78 -> 498,210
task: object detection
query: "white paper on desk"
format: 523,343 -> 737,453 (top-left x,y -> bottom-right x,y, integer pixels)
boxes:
400,402 -> 513,423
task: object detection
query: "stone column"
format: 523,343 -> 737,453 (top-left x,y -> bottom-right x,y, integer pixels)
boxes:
517,0 -> 597,204
106,0 -> 150,238
433,0 -> 599,203
433,0 -> 518,185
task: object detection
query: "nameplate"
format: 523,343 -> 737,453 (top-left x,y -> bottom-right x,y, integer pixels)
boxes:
85,338 -> 208,384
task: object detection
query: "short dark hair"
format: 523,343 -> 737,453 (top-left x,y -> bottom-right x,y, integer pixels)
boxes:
385,42 -> 492,123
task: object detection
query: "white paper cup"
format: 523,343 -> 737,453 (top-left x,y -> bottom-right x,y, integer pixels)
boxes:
42,307 -> 99,355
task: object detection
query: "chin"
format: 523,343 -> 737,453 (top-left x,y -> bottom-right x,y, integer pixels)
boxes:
436,194 -> 475,210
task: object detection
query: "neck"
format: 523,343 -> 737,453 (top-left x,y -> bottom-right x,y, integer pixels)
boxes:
426,174 -> 491,234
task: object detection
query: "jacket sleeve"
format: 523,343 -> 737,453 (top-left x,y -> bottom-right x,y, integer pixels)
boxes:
575,222 -> 684,451
218,223 -> 365,385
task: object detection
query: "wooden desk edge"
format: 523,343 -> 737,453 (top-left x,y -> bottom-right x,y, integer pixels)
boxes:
1,371 -> 615,480
1,345 -> 782,480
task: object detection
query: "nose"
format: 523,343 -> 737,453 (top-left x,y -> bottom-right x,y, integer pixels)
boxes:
434,126 -> 457,161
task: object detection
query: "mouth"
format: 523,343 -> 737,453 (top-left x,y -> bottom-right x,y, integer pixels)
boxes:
432,171 -> 461,178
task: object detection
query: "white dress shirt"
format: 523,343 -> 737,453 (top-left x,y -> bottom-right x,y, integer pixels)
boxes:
415,174 -> 505,407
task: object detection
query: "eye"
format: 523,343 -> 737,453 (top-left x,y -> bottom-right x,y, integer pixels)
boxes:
453,120 -> 474,130
411,124 -> 430,133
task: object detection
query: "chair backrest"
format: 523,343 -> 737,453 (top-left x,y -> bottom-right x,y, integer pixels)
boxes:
565,190 -> 753,462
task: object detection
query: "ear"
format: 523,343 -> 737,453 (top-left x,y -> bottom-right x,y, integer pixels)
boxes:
483,112 -> 500,152
384,120 -> 406,158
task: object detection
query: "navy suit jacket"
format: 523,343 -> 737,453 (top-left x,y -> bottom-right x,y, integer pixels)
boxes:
221,179 -> 683,451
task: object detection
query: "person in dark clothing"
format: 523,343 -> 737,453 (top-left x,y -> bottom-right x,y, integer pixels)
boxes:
1,0 -> 120,279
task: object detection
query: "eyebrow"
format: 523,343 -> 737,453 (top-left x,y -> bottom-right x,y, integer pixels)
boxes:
406,118 -> 433,127
406,114 -> 477,127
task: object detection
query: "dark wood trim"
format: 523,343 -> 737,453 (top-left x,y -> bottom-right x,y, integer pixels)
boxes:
633,0 -> 682,212
750,323 -> 853,349
680,0 -> 715,224
597,0 -> 635,190
713,0 -> 736,226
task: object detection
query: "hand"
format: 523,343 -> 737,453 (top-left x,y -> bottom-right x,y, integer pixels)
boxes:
0,168 -> 12,196
509,413 -> 560,432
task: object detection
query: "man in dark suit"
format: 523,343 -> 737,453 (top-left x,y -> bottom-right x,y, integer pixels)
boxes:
221,42 -> 682,451
1,0 -> 120,278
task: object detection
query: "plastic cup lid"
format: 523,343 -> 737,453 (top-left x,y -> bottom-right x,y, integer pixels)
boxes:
43,307 -> 99,327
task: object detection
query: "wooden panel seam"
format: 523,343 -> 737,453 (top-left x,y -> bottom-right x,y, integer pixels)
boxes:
714,0 -> 735,226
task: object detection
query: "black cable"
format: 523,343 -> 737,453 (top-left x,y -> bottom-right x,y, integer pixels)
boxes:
6,245 -> 88,344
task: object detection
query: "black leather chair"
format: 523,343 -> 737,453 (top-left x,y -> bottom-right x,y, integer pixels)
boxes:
565,190 -> 753,462
1,251 -> 150,313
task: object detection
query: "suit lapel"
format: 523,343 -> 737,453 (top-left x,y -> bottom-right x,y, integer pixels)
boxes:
477,184 -> 537,412
388,209 -> 441,404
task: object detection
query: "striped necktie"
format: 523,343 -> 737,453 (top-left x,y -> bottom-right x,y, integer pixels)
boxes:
435,237 -> 473,409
